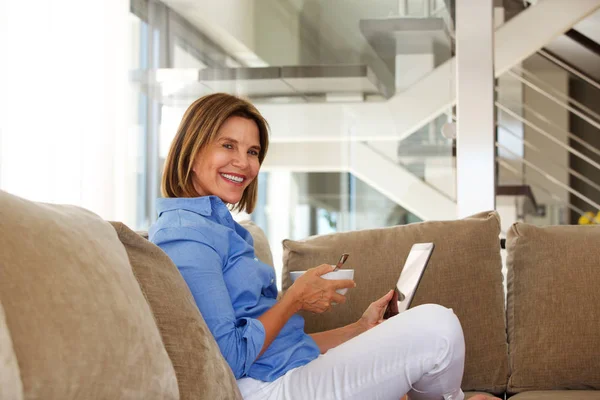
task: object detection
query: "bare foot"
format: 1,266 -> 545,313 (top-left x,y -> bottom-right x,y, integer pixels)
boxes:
468,395 -> 501,400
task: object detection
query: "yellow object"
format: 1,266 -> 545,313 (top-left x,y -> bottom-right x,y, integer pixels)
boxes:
594,211 -> 600,225
578,212 -> 595,225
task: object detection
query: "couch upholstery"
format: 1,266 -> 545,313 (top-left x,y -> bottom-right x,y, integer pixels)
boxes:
110,222 -> 242,400
239,219 -> 275,267
2,188 -> 598,400
506,223 -> 600,393
0,191 -> 179,400
283,211 -> 509,395
0,299 -> 23,400
509,392 -> 600,400
283,211 -> 600,399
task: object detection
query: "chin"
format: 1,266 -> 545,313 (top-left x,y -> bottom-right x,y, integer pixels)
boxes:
219,193 -> 243,205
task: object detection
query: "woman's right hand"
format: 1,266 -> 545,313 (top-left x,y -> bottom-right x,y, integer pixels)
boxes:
285,264 -> 356,314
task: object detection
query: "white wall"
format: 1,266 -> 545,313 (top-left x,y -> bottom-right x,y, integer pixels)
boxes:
162,0 -> 261,65
0,0 -> 132,224
253,0 -> 307,65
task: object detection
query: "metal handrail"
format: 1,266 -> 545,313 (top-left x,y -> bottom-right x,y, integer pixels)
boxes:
505,70 -> 600,132
362,141 -> 456,201
497,158 -> 587,218
496,102 -> 600,174
497,96 -> 600,160
537,49 -> 600,92
496,141 -> 600,211
498,122 -> 600,194
511,65 -> 600,125
445,114 -> 595,214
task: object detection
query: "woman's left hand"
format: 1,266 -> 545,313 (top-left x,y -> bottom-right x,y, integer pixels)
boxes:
358,290 -> 395,331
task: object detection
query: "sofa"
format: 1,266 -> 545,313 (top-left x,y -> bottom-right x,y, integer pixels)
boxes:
1,190 -> 598,399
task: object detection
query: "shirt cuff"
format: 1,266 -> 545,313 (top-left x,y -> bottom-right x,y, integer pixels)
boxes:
238,317 -> 266,375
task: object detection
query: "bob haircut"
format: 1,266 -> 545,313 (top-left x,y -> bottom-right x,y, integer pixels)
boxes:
161,93 -> 269,213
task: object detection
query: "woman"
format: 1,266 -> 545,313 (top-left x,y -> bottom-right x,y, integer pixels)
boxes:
149,93 -> 498,400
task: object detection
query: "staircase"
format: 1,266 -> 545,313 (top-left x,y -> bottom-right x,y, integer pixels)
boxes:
259,0 -> 600,225
135,0 -> 600,229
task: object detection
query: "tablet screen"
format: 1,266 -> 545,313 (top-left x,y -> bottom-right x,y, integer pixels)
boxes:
396,243 -> 434,312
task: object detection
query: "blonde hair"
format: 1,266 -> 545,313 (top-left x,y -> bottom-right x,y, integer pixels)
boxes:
161,93 -> 269,213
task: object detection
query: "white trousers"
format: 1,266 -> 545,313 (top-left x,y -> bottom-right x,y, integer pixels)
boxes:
237,304 -> 466,400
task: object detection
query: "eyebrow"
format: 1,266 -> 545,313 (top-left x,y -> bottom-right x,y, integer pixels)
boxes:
218,136 -> 261,151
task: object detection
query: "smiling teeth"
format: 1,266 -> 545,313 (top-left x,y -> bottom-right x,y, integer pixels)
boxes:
221,173 -> 243,183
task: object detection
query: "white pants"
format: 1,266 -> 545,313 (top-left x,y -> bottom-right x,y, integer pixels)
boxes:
237,304 -> 466,400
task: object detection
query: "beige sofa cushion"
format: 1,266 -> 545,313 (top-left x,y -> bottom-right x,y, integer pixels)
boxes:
0,299 -> 23,400
510,391 -> 600,400
506,223 -> 600,393
0,191 -> 178,400
110,222 -> 242,400
283,211 -> 508,394
239,219 -> 274,267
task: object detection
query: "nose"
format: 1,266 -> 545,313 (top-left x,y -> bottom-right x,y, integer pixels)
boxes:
231,150 -> 249,169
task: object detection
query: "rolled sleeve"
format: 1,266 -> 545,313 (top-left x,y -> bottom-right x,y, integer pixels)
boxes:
237,317 -> 266,376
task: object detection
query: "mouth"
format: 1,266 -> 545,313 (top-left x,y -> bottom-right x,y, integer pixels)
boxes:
220,172 -> 246,185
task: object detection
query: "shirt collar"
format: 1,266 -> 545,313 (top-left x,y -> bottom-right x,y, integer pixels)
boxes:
156,196 -> 227,217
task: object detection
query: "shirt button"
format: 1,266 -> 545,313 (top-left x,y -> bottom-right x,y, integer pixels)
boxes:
270,278 -> 274,284
254,257 -> 258,262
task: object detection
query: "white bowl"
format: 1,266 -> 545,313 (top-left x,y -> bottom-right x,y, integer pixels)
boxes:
289,268 -> 355,295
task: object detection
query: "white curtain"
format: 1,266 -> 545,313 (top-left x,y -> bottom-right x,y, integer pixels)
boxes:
0,0 -> 134,224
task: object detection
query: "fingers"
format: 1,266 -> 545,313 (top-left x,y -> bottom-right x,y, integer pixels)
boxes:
376,290 -> 394,304
303,291 -> 346,313
331,279 -> 356,289
312,263 -> 335,276
331,292 -> 346,305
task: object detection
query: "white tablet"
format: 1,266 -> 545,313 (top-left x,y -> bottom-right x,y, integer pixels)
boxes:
384,242 -> 435,318
397,242 -> 434,312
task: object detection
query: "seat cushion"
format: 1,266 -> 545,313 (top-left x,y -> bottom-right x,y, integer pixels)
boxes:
110,222 -> 242,400
510,391 -> 600,399
506,223 -> 600,393
282,211 -> 508,394
0,190 -> 178,400
465,392 -> 496,399
0,299 -> 22,400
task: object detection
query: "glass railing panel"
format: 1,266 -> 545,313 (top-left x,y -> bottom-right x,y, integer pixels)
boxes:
249,171 -> 421,288
364,113 -> 456,202
496,50 -> 600,226
131,0 -> 457,230
131,0 -> 455,103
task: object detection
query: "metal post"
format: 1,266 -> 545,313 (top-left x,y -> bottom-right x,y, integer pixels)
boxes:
456,0 -> 495,218
398,0 -> 408,16
423,0 -> 431,17
144,0 -> 170,227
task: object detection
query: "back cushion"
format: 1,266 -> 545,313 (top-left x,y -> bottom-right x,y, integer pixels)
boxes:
110,222 -> 242,400
0,299 -> 23,400
239,220 -> 274,267
282,211 -> 509,394
506,223 -> 600,393
0,190 -> 179,400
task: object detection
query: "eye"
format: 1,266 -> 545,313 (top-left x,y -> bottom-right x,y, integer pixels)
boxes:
222,143 -> 233,150
248,149 -> 259,157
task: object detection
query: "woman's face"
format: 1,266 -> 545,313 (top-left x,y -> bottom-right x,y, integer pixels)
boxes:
191,116 -> 261,204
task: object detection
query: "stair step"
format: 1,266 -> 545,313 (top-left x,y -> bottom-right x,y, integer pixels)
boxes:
131,64 -> 392,106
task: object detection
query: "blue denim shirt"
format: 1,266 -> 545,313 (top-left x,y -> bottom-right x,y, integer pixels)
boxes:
149,196 -> 320,382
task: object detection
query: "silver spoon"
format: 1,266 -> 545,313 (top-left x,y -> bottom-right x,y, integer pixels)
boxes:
333,253 -> 349,272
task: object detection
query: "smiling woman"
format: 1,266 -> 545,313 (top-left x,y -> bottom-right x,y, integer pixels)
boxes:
161,93 -> 269,213
150,93 -> 497,400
